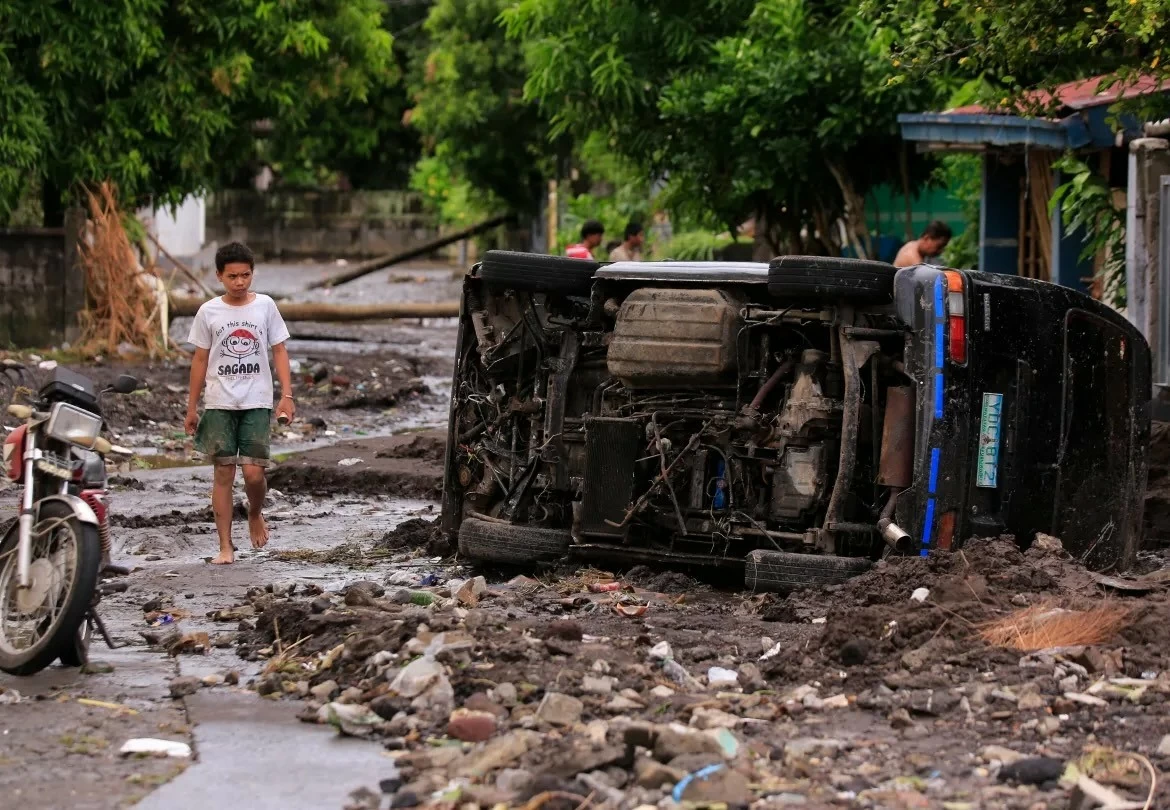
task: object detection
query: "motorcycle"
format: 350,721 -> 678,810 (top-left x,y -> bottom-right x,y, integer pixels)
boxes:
0,365 -> 137,675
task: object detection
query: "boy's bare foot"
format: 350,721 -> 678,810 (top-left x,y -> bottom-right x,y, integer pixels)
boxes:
248,513 -> 269,549
210,550 -> 234,565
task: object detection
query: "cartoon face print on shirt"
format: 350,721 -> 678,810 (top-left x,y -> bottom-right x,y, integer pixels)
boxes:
218,327 -> 263,377
222,328 -> 260,360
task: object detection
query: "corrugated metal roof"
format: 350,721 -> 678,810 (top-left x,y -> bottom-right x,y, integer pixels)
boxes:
947,73 -> 1165,116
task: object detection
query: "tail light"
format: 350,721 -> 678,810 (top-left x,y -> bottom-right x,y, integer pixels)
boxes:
3,425 -> 26,482
937,511 -> 956,551
944,271 -> 967,365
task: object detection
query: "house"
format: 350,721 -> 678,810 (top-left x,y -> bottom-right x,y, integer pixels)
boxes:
898,74 -> 1168,290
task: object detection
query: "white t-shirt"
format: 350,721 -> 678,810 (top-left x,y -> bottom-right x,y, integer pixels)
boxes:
187,294 -> 291,410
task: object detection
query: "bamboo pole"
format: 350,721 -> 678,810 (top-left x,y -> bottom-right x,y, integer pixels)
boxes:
168,296 -> 459,321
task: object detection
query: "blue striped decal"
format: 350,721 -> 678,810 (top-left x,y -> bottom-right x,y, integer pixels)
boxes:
934,275 -> 944,312
928,447 -> 940,493
934,322 -> 945,368
934,373 -> 944,418
922,498 -> 935,556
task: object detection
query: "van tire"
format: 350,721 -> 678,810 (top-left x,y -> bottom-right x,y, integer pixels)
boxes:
767,256 -> 898,303
458,518 -> 571,565
479,251 -> 597,296
744,548 -> 871,594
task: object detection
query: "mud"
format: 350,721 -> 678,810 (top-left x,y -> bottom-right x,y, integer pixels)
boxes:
266,430 -> 445,499
377,516 -> 451,557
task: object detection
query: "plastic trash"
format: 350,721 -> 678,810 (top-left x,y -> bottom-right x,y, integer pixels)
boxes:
649,641 -> 673,660
120,738 -> 192,758
673,764 -> 726,802
910,587 -> 931,603
338,457 -> 364,467
707,667 -> 739,689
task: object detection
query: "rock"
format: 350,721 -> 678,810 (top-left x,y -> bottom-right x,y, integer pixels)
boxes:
839,638 -> 872,666
224,671 -> 240,686
378,778 -> 402,794
311,680 -> 340,701
448,708 -> 498,742
389,791 -> 419,808
822,694 -> 850,709
737,663 -> 766,692
386,571 -> 417,587
463,693 -> 508,719
496,769 -> 535,796
1157,735 -> 1170,757
543,619 -> 583,641
802,694 -> 825,711
650,685 -> 676,699
889,708 -> 915,729
675,763 -> 753,806
323,703 -> 383,737
1063,691 -> 1108,707
981,745 -> 1026,765
907,689 -> 960,716
635,758 -> 685,789
998,757 -> 1064,785
649,641 -> 673,660
310,597 -> 333,614
607,695 -> 642,711
690,707 -> 741,730
784,738 -> 845,764
492,682 -> 518,706
537,692 -> 583,727
652,726 -> 725,762
169,677 -> 202,698
453,576 -> 488,607
1037,715 -> 1061,736
201,674 -> 225,687
458,731 -> 541,778
583,675 -> 615,695
1017,692 -> 1047,711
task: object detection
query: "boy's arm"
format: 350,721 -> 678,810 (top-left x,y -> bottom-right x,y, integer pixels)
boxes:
272,342 -> 295,422
185,348 -> 210,435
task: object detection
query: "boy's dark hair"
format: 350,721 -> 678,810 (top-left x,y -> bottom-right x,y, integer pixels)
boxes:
624,221 -> 644,240
604,240 -> 621,253
215,241 -> 255,273
923,220 -> 953,240
581,220 -> 605,239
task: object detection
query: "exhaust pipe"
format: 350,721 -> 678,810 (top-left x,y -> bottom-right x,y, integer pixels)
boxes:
878,490 -> 915,554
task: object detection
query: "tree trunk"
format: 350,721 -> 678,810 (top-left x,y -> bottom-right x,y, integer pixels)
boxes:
826,159 -> 871,259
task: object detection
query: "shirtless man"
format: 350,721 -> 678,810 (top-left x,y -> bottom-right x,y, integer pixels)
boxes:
894,220 -> 953,268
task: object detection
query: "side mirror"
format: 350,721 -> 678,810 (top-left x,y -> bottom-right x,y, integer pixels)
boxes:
112,375 -> 140,394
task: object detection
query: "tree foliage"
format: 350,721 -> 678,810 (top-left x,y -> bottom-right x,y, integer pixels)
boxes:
504,0 -> 947,255
408,0 -> 553,218
0,0 -> 396,222
865,0 -> 1170,104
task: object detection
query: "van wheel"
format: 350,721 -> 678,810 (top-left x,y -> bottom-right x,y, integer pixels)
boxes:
458,518 -> 571,565
479,251 -> 598,296
744,548 -> 871,594
767,256 -> 898,303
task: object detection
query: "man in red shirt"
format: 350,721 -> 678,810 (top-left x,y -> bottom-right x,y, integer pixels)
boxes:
565,220 -> 605,259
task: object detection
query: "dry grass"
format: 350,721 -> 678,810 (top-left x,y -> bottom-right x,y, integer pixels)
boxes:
76,182 -> 166,358
977,602 -> 1130,651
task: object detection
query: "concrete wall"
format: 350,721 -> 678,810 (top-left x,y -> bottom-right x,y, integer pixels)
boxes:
205,189 -> 442,260
0,214 -> 84,347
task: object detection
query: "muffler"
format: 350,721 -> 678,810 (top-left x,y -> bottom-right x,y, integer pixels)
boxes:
878,385 -> 915,488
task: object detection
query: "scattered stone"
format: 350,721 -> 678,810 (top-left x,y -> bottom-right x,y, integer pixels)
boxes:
690,707 -> 741,730
822,694 -> 850,709
674,763 -> 753,805
635,758 -> 685,789
311,680 -> 339,701
496,769 -> 535,796
583,675 -> 615,695
998,757 -> 1064,786
649,641 -> 673,660
650,685 -> 676,699
706,667 -> 739,689
784,738 -> 845,764
224,671 -> 240,686
169,677 -> 202,698
1017,692 -> 1047,711
1064,691 -> 1108,707
447,708 -> 498,742
492,682 -> 518,706
889,708 -> 915,729
981,745 -> 1025,765
536,692 -> 583,727
1156,735 -> 1170,758
839,638 -> 872,666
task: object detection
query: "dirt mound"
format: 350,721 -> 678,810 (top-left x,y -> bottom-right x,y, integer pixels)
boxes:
378,517 -> 451,557
113,504 -> 243,528
267,464 -> 441,499
622,565 -> 702,593
375,433 -> 446,463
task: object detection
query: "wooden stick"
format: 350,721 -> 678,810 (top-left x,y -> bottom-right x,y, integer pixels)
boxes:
146,231 -> 216,299
306,214 -> 511,290
168,296 -> 459,321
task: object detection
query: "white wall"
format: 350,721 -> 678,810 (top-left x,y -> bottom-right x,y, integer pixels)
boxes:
139,195 -> 206,259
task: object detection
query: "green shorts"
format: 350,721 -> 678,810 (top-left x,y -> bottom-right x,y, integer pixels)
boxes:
195,408 -> 272,467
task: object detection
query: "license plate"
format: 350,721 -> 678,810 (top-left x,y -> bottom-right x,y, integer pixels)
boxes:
976,393 -> 1004,488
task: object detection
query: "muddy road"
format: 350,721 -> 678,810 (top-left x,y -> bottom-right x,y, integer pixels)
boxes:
2,260 -> 1170,809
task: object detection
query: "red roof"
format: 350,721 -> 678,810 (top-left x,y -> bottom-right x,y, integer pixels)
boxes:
948,73 -> 1166,116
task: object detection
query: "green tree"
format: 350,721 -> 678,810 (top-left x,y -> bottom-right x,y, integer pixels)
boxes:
504,0 -> 946,255
865,0 -> 1170,106
0,0 -> 395,224
408,0 -> 554,219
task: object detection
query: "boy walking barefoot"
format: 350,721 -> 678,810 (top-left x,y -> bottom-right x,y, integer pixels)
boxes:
184,242 -> 295,565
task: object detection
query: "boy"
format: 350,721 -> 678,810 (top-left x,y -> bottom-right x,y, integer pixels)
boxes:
565,220 -> 605,259
184,242 -> 295,565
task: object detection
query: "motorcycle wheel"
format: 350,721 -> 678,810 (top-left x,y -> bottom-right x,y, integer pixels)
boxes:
0,501 -> 101,675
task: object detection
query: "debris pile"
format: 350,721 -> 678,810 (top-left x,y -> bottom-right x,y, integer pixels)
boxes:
229,534 -> 1170,808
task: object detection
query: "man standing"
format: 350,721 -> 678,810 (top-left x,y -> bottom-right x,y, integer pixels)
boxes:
608,221 -> 645,262
894,220 -> 953,267
565,220 -> 605,259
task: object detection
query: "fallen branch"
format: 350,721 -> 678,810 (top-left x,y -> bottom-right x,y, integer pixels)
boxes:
169,297 -> 459,321
146,231 -> 216,299
306,214 -> 511,289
